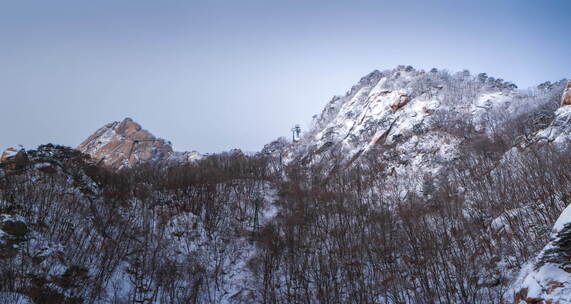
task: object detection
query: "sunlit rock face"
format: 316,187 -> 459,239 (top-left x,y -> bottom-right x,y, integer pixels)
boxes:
560,80 -> 571,107
77,118 -> 173,170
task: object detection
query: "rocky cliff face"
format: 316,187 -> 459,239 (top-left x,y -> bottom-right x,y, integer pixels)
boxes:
77,118 -> 174,169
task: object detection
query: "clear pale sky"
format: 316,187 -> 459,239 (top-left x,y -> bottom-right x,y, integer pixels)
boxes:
1,0 -> 570,153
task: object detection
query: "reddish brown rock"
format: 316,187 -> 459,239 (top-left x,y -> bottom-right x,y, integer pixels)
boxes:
561,81 -> 571,107
514,287 -> 528,303
546,281 -> 564,294
391,95 -> 410,111
0,146 -> 29,170
77,118 -> 173,170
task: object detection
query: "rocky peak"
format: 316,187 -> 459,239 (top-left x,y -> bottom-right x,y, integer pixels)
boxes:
285,67 -> 519,167
77,118 -> 173,170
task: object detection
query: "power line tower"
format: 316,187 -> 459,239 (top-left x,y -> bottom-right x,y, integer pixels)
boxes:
291,124 -> 301,142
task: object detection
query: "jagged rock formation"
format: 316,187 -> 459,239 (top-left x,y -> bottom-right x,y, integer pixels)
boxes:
78,118 -> 174,169
78,118 -> 202,170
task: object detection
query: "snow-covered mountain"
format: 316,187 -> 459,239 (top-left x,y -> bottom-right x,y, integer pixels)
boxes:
78,117 -> 200,170
280,66 -> 565,189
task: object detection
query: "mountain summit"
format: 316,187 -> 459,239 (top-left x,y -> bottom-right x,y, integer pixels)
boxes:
77,117 -> 174,169
279,67 -> 565,188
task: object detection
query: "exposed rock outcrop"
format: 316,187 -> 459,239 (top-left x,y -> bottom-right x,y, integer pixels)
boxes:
390,94 -> 410,111
77,118 -> 174,169
0,146 -> 29,171
560,80 -> 571,107
0,146 -> 22,163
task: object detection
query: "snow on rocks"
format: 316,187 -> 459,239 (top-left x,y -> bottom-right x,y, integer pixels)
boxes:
535,105 -> 571,148
508,204 -> 571,304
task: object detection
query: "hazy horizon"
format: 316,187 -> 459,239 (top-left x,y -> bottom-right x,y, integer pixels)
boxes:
1,0 -> 570,153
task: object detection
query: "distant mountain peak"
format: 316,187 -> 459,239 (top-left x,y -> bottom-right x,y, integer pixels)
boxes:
77,117 -> 173,169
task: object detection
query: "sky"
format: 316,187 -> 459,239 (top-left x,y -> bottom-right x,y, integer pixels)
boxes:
0,0 -> 570,153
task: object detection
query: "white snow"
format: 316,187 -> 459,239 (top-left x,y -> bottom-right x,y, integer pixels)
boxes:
551,204 -> 571,235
